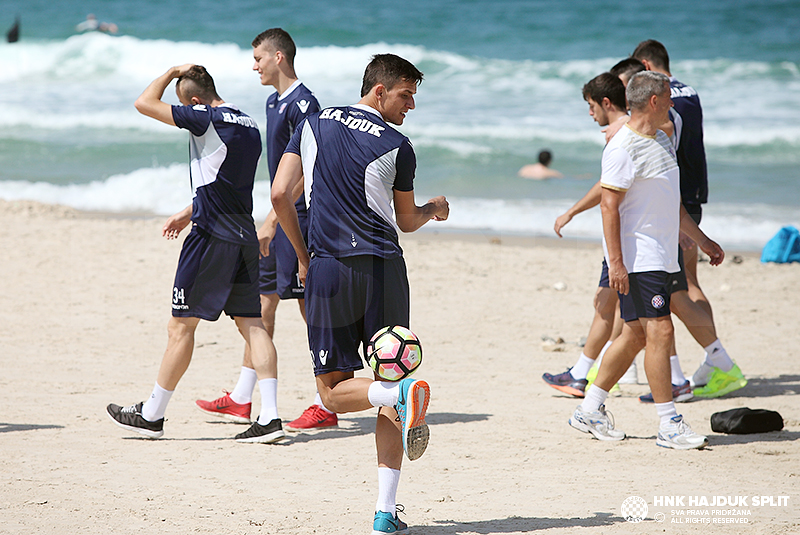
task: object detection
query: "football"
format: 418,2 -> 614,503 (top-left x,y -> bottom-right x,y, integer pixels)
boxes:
366,326 -> 423,381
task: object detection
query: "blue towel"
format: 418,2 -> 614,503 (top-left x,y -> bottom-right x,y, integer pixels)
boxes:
761,226 -> 800,263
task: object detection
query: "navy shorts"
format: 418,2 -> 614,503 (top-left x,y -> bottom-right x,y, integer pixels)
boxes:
305,255 -> 410,376
258,214 -> 307,299
598,259 -> 610,288
618,271 -> 673,322
172,225 -> 261,321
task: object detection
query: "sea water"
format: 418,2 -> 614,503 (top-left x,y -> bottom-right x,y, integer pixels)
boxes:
1,0 -> 798,250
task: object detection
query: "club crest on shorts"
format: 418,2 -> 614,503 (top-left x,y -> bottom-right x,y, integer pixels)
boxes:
651,294 -> 666,309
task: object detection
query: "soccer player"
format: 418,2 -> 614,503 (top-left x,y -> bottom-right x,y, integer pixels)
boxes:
106,64 -> 285,444
271,54 -> 449,534
632,40 -> 746,398
543,73 -> 635,396
569,71 -> 724,450
195,28 -> 337,432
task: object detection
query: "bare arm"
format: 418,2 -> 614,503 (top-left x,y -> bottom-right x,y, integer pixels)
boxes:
603,115 -> 630,143
393,190 -> 449,233
258,177 -> 305,257
679,204 -> 724,266
134,64 -> 195,125
163,205 -> 192,239
554,180 -> 602,237
270,153 -> 310,282
600,186 -> 629,295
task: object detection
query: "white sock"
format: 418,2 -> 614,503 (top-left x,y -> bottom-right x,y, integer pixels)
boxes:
691,361 -> 715,388
314,392 -> 334,414
597,340 -> 613,362
704,339 -> 734,371
142,382 -> 173,422
571,353 -> 595,380
367,381 -> 401,408
230,367 -> 258,405
670,355 -> 687,386
257,378 -> 279,425
580,385 -> 608,413
375,467 -> 401,515
655,401 -> 678,426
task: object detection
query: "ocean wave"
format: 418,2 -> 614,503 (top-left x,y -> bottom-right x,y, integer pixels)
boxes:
0,165 -> 795,251
0,164 -> 274,219
2,35 -> 799,157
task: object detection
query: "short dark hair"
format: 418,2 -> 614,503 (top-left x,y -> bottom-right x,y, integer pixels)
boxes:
632,39 -> 670,72
251,28 -> 297,66
626,71 -> 670,111
176,65 -> 219,102
582,72 -> 627,111
610,57 -> 645,82
360,54 -> 424,97
538,150 -> 552,166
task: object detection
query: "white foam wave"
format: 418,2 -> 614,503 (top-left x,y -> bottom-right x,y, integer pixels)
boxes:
0,164 -> 275,220
434,197 -> 800,251
1,166 -> 795,251
2,35 -> 799,153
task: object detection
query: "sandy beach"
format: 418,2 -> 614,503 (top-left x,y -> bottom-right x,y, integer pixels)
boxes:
0,199 -> 798,534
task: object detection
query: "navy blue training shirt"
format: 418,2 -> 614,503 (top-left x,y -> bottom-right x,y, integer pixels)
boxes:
285,104 -> 416,259
670,77 -> 708,206
172,103 -> 262,245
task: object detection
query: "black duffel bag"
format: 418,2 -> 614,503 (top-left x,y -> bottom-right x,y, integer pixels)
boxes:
711,407 -> 784,434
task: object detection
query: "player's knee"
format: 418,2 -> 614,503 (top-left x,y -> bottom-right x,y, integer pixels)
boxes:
167,317 -> 197,340
648,319 -> 674,345
594,290 -> 616,317
317,388 -> 340,413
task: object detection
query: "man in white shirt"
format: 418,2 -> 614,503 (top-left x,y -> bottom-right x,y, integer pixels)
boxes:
568,71 -> 724,450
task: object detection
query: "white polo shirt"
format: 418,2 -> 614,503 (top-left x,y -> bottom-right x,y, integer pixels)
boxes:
600,124 -> 681,274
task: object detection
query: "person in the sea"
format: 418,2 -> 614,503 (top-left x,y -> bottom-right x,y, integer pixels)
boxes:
518,149 -> 563,180
76,14 -> 118,34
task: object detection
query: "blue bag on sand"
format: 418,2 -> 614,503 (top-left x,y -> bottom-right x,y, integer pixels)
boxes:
761,226 -> 800,263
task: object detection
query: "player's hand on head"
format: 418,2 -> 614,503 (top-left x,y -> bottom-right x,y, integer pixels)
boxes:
173,63 -> 195,78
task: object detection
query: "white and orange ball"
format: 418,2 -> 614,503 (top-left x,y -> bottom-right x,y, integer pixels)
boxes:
366,326 -> 422,381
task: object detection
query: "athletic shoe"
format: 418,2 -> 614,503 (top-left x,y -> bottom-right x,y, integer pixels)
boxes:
542,369 -> 588,397
372,508 -> 408,534
618,361 -> 638,384
285,404 -> 338,432
106,402 -> 164,439
689,361 -> 715,388
638,380 -> 694,403
693,364 -> 747,398
395,378 -> 430,461
569,404 -> 625,441
234,418 -> 285,443
585,366 -> 621,396
195,392 -> 251,424
656,415 -> 708,450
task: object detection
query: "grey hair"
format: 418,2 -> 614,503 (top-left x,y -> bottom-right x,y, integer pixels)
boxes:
626,71 -> 669,111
